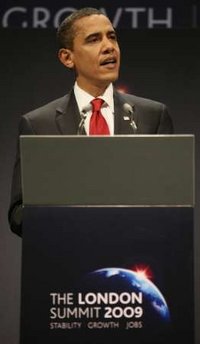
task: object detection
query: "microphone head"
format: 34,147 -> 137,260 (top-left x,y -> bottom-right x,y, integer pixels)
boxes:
81,103 -> 92,114
123,102 -> 137,132
123,102 -> 134,114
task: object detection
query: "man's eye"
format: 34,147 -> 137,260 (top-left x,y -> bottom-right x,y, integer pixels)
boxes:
109,33 -> 117,41
87,36 -> 99,43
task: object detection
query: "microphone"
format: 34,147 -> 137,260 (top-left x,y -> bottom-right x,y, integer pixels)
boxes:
77,104 -> 92,135
123,103 -> 137,133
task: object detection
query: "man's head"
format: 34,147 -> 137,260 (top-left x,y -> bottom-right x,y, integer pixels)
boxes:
57,8 -> 103,50
57,7 -> 120,96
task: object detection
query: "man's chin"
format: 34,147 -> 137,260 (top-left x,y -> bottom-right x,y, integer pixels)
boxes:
100,73 -> 119,84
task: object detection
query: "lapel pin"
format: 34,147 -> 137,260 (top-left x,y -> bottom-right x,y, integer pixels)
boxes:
123,116 -> 130,121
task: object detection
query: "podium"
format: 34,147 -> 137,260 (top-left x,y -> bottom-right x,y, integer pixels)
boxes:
20,135 -> 194,344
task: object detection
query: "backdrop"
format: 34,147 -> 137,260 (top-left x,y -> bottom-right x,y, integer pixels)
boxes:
0,8 -> 200,344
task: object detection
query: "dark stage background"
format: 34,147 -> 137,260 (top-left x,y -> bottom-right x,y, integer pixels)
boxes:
0,22 -> 200,344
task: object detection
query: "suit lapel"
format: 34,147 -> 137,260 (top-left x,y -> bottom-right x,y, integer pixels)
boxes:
114,90 -> 135,135
55,90 -> 86,135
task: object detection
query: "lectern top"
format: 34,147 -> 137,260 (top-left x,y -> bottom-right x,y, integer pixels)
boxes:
20,135 -> 194,207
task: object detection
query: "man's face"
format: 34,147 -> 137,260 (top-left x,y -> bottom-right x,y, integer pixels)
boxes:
68,14 -> 120,94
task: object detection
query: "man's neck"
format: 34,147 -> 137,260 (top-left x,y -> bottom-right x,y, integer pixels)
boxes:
76,80 -> 111,98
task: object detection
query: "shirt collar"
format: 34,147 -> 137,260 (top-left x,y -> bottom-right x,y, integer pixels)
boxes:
74,82 -> 114,113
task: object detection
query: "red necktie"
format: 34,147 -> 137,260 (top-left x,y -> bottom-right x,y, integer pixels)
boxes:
89,98 -> 110,135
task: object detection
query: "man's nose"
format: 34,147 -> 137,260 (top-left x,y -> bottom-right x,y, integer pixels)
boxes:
102,37 -> 115,52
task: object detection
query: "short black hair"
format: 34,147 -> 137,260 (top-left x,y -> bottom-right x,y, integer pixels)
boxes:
57,7 -> 105,50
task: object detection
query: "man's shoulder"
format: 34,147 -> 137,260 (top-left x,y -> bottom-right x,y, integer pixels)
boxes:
119,92 -> 166,111
116,90 -> 173,134
22,94 -> 69,121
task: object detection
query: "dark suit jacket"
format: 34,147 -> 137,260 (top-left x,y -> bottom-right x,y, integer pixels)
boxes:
8,89 -> 173,236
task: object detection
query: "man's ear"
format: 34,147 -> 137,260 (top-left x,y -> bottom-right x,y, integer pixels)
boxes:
58,48 -> 74,69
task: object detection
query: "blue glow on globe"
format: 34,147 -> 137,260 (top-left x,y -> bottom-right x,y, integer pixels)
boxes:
81,267 -> 170,326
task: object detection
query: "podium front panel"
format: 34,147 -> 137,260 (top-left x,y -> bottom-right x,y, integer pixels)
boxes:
21,206 -> 194,344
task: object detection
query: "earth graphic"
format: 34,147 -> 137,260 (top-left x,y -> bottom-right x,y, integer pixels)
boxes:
79,267 -> 170,328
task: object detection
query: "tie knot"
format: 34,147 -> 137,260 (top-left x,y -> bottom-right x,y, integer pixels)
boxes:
91,98 -> 104,112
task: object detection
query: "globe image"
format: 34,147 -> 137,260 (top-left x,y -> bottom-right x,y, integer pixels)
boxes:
79,267 -> 170,329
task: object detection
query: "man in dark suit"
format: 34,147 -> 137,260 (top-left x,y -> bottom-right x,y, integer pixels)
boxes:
8,7 -> 173,236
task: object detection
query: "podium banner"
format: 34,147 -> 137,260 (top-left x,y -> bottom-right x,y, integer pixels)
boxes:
21,206 -> 194,344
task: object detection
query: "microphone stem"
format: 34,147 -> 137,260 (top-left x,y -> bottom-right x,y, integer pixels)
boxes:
77,114 -> 86,135
130,119 -> 137,133
77,105 -> 92,135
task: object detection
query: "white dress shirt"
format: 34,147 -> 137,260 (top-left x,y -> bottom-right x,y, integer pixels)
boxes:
74,82 -> 114,135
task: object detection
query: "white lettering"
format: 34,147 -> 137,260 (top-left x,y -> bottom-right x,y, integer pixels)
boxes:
111,8 -> 123,28
50,293 -> 74,305
50,307 -> 101,319
33,7 -> 50,28
125,8 -> 146,28
78,292 -> 142,305
87,321 -> 119,329
50,307 -> 57,319
1,6 -> 175,29
2,7 -> 26,28
148,8 -> 172,28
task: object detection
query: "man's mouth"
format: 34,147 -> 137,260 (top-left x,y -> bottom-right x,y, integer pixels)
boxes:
100,57 -> 117,66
